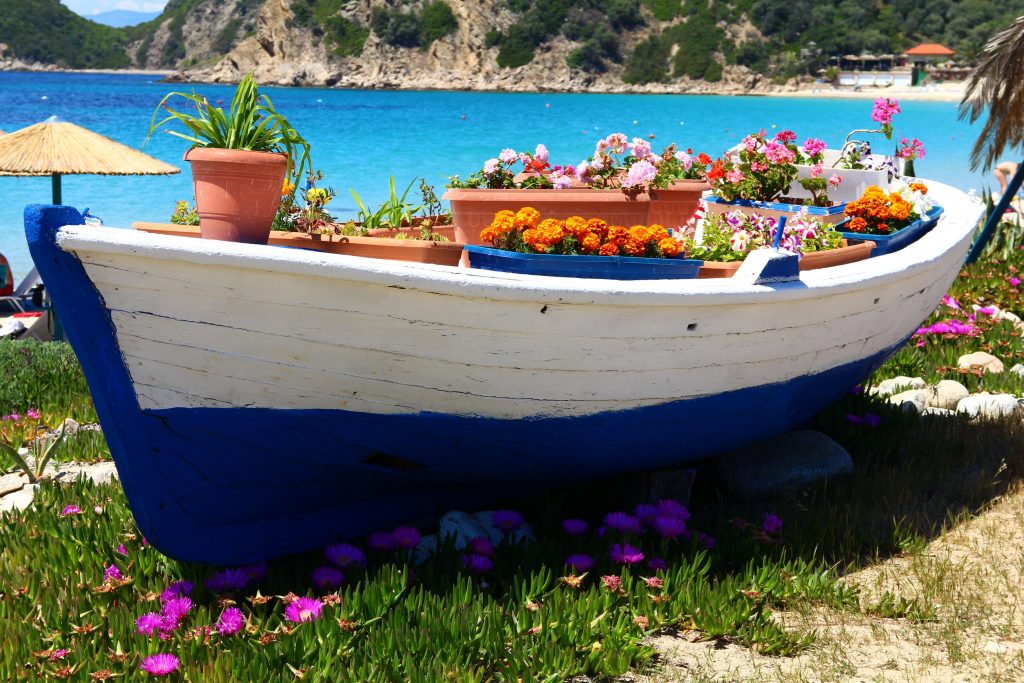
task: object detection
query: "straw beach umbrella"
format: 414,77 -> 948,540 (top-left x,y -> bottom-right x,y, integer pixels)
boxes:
959,15 -> 1024,262
0,116 -> 179,204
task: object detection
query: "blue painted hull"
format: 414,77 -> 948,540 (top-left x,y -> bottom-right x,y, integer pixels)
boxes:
26,205 -> 901,564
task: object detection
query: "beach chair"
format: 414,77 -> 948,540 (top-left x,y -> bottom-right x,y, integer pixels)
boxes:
0,266 -> 40,313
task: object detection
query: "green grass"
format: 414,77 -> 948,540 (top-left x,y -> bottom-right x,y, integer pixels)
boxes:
0,228 -> 1022,680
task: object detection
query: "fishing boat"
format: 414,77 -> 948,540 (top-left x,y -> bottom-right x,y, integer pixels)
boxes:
25,180 -> 983,564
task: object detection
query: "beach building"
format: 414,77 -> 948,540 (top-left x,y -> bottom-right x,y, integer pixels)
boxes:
832,53 -> 912,88
904,43 -> 957,85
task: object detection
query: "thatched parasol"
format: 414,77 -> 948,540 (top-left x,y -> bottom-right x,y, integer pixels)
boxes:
0,116 -> 179,204
959,15 -> 1024,170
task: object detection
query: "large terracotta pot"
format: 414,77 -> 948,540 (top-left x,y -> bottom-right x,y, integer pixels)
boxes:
696,240 -> 874,278
442,188 -> 650,246
648,179 -> 709,229
184,147 -> 288,244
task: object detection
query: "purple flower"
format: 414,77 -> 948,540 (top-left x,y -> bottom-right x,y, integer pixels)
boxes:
284,597 -> 323,623
609,543 -> 644,565
491,510 -> 524,531
216,606 -> 245,636
565,553 -> 595,572
160,580 -> 193,603
60,505 -> 82,517
115,543 -> 128,556
325,542 -> 366,568
140,653 -> 180,676
26,408 -> 41,420
655,499 -> 690,522
652,515 -> 688,539
603,512 -> 643,534
561,518 -> 589,535
553,174 -> 572,190
368,531 -> 396,552
240,563 -> 268,583
633,504 -> 657,524
646,557 -> 667,572
1010,277 -> 1021,287
311,566 -> 344,589
103,564 -> 123,582
162,597 -> 192,625
697,532 -> 716,550
136,612 -> 164,636
392,526 -> 422,550
762,513 -> 784,536
469,536 -> 494,557
205,568 -> 248,593
461,554 -> 493,574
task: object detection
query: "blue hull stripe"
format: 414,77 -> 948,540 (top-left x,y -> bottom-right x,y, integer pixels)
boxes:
26,205 -> 902,564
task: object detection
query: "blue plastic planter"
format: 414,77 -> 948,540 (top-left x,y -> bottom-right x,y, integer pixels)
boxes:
840,205 -> 944,256
704,196 -> 849,222
464,245 -> 703,280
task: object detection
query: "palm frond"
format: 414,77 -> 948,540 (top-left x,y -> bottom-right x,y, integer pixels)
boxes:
960,15 -> 1024,170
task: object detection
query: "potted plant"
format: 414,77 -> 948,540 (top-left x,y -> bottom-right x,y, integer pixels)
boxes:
788,98 -> 905,203
840,181 -> 943,256
464,207 -> 702,280
443,136 -> 711,246
148,74 -> 310,245
705,130 -> 848,224
681,204 -> 873,278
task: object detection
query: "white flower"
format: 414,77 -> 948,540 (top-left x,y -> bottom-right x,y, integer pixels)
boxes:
730,230 -> 751,252
483,158 -> 500,175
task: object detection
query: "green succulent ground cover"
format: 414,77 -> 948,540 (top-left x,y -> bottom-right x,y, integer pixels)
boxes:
0,225 -> 1022,681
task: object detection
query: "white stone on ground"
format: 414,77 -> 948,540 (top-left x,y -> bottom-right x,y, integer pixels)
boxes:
1011,364 -> 1024,377
0,461 -> 119,517
926,380 -> 970,410
716,430 -> 853,499
0,484 -> 38,513
957,351 -> 1004,374
873,376 -> 927,397
888,389 -> 928,413
956,394 -> 1022,419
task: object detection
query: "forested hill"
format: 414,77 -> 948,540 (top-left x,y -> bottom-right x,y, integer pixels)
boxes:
2,0 -> 1022,90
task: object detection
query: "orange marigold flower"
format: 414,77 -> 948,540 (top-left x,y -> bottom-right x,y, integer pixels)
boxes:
522,228 -> 539,245
598,242 -> 619,256
586,218 -> 609,237
514,207 -> 540,229
580,232 -> 602,253
848,217 -> 867,233
607,225 -> 628,246
659,238 -> 681,257
480,226 -> 499,243
649,224 -> 669,241
910,182 -> 928,194
622,239 -> 646,256
628,225 -> 650,244
564,216 -> 588,238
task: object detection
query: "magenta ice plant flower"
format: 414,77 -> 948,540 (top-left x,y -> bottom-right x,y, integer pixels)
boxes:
103,564 -> 123,582
603,512 -> 643,534
698,532 -> 716,550
601,575 -> 622,592
609,543 -> 644,565
368,531 -> 396,552
655,499 -> 690,522
205,568 -> 249,593
491,510 -> 524,531
240,562 -> 268,583
136,612 -> 164,636
60,505 -> 82,517
762,513 -> 784,535
26,408 -> 41,420
646,557 -> 667,572
561,518 -> 589,535
461,553 -> 493,574
1010,277 -> 1021,287
468,536 -> 494,557
216,606 -> 245,636
392,526 -> 422,550
652,515 -> 688,539
633,504 -> 657,524
284,596 -> 323,623
140,653 -> 180,676
160,580 -> 193,603
162,597 -> 192,625
311,566 -> 344,589
325,542 -> 366,568
565,553 -> 595,572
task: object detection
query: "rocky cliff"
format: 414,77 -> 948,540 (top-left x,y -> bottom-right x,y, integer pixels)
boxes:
170,0 -> 768,93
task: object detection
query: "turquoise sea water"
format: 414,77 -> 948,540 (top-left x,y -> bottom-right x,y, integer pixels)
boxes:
0,71 -> 991,275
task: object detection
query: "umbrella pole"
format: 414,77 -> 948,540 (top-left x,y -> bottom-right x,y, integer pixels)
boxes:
51,172 -> 62,205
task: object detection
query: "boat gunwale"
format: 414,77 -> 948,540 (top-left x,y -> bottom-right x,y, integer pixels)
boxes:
55,180 -> 983,308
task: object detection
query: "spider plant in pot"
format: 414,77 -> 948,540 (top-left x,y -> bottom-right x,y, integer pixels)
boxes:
147,74 -> 311,244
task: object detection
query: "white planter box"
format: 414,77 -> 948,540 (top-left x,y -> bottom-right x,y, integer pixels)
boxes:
788,149 -> 898,203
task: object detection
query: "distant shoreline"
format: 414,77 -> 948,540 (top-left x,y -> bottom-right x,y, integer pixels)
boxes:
0,65 -> 966,102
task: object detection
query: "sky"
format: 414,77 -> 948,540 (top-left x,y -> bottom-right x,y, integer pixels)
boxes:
62,0 -> 167,15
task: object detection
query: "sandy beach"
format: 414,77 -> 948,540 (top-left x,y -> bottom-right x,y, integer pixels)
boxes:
774,81 -> 967,103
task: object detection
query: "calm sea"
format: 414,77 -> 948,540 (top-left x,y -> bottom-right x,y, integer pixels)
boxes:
0,71 -> 991,275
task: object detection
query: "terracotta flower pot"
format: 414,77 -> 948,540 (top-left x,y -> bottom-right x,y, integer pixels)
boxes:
696,240 -> 874,278
648,179 -> 710,229
185,147 -> 288,244
442,188 -> 650,246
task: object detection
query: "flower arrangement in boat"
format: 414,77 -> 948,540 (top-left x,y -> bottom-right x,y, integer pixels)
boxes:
835,97 -> 904,173
682,207 -> 844,262
447,136 -> 711,193
481,207 -> 683,257
707,129 -> 841,206
843,182 -> 932,236
274,170 -> 336,234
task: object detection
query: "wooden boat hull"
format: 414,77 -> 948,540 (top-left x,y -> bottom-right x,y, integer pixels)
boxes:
24,181 -> 983,564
